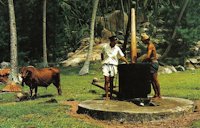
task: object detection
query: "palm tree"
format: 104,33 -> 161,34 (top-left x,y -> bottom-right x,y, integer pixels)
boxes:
160,0 -> 190,59
8,0 -> 19,83
79,0 -> 99,75
43,0 -> 48,67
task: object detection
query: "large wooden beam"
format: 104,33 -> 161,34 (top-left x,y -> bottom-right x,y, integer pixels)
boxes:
91,82 -> 119,95
130,8 -> 137,63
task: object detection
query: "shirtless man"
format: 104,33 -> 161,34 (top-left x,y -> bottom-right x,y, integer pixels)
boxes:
141,33 -> 161,99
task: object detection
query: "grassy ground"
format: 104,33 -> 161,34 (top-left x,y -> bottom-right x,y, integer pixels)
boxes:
0,62 -> 200,128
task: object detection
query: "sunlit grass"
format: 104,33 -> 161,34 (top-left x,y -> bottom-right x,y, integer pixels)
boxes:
192,120 -> 200,128
0,102 -> 100,128
0,62 -> 200,127
159,70 -> 200,99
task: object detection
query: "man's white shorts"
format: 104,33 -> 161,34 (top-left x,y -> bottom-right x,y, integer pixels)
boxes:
102,64 -> 117,77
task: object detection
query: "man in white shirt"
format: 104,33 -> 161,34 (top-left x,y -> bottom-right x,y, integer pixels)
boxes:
101,36 -> 128,100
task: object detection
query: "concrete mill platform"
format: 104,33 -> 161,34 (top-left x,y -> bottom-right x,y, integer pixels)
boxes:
77,97 -> 194,122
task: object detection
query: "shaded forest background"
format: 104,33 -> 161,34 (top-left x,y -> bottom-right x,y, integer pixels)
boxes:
0,0 -> 199,66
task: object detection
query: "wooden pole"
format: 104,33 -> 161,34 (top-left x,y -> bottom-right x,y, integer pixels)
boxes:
131,8 -> 137,63
91,82 -> 119,95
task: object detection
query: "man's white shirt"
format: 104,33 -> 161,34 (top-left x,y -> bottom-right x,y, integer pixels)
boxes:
101,44 -> 124,65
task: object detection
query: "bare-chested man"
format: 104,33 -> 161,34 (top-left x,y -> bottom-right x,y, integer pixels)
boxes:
141,33 -> 161,99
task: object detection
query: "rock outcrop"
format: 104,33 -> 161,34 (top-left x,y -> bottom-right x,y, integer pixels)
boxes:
60,38 -> 106,67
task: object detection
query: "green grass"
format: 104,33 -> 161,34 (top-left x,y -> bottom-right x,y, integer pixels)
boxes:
0,102 -> 100,128
192,121 -> 200,128
0,62 -> 200,127
159,70 -> 200,99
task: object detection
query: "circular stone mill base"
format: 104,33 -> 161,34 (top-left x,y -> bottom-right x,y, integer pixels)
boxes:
77,97 -> 194,122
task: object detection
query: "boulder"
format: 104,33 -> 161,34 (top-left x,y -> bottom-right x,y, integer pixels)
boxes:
96,10 -> 128,33
158,66 -> 177,74
60,42 -> 105,67
101,28 -> 112,41
166,66 -> 177,73
61,57 -> 85,67
0,61 -> 10,68
185,57 -> 200,69
16,92 -> 30,101
175,65 -> 185,71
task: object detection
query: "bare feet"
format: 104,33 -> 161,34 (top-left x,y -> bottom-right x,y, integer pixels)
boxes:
152,96 -> 162,100
103,97 -> 110,100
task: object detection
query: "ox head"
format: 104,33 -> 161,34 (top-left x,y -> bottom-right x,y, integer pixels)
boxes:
20,67 -> 33,79
20,66 -> 34,86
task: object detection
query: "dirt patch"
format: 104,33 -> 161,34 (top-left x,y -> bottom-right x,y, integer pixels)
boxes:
62,100 -> 200,128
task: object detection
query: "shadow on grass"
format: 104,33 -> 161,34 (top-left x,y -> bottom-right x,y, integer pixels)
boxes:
30,94 -> 54,100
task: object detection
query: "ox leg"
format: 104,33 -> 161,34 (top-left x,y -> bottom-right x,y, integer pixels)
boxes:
30,87 -> 33,97
33,86 -> 38,97
58,86 -> 62,95
53,83 -> 62,95
53,74 -> 62,95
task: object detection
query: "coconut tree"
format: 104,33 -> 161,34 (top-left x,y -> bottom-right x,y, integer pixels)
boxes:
8,0 -> 19,83
43,0 -> 48,67
160,0 -> 190,59
79,0 -> 99,75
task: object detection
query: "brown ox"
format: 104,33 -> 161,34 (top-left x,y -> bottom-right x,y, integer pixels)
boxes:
20,66 -> 62,97
0,68 -> 10,84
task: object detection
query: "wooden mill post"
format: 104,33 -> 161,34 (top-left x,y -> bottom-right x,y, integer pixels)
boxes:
118,8 -> 151,99
131,8 -> 137,63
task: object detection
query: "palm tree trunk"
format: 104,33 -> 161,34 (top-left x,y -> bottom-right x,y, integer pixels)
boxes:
160,0 -> 190,59
122,9 -> 131,55
43,0 -> 48,67
79,0 -> 99,75
8,0 -> 19,83
120,0 -> 125,33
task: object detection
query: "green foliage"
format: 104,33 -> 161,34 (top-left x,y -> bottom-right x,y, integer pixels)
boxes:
137,0 -> 200,58
0,1 -> 9,61
0,0 -> 199,64
0,0 -> 93,64
177,1 -> 200,46
51,0 -> 92,62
